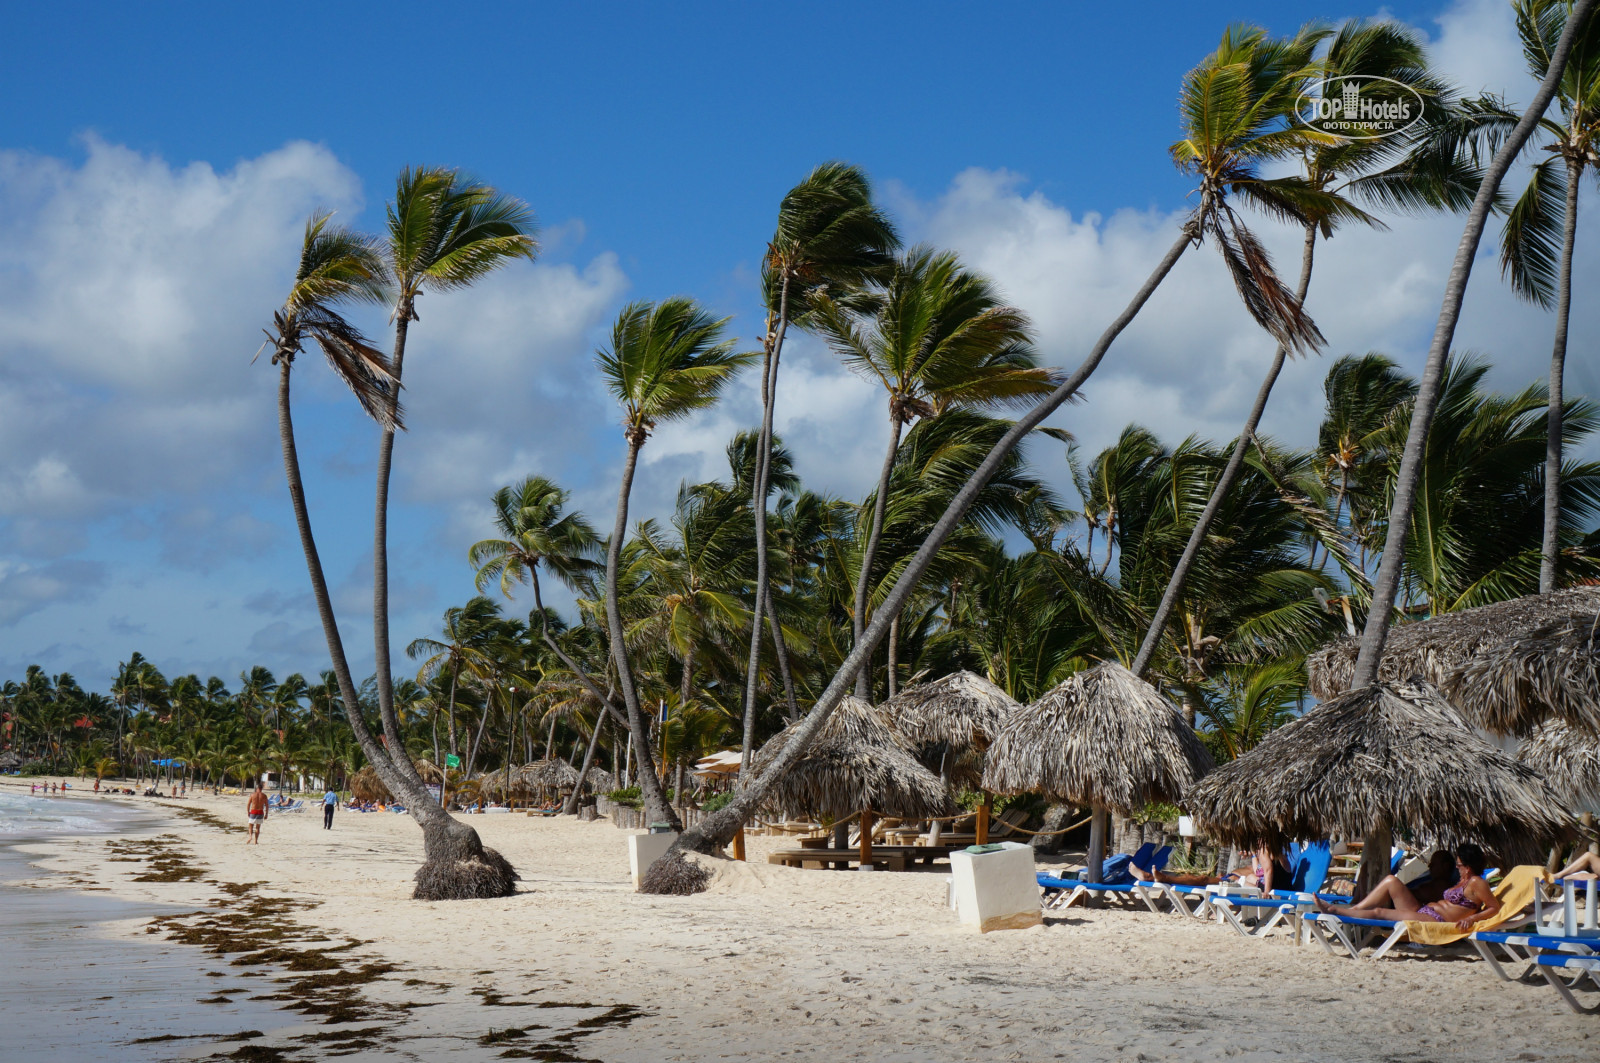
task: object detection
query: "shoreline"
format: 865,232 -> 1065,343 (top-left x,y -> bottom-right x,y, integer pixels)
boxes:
5,778 -> 1598,1061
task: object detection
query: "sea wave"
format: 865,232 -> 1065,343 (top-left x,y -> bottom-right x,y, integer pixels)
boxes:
0,793 -> 131,837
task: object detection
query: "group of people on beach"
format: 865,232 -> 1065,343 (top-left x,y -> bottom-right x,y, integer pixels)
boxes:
28,781 -> 70,795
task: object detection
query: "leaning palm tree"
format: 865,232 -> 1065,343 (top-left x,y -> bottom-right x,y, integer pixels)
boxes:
1494,0 -> 1600,591
597,298 -> 755,827
814,248 -> 1057,700
1344,0 -> 1597,893
742,164 -> 900,748
643,26 -> 1348,886
265,213 -> 516,899
1131,19 -> 1482,676
371,166 -> 538,792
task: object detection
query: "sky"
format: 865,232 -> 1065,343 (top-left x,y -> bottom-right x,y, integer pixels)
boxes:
1,0 -> 1594,693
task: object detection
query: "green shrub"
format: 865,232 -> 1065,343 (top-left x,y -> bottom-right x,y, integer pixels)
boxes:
699,791 -> 735,813
19,762 -> 52,777
606,785 -> 643,809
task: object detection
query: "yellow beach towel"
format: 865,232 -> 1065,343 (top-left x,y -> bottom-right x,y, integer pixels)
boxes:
1403,864 -> 1548,946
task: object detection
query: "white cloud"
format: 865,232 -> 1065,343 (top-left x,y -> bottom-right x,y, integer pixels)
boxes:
0,558 -> 106,626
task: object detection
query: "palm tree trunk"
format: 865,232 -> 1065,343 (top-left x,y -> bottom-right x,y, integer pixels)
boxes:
1347,4 -> 1594,896
1540,159 -> 1581,593
887,615 -> 900,699
741,279 -> 791,767
605,434 -> 681,829
1130,223 -> 1317,677
566,708 -> 607,814
275,356 -> 511,898
662,222 -> 1197,867
1352,6 -> 1593,688
446,658 -> 460,758
853,416 -> 905,697
370,312 -> 427,794
764,583 -> 800,723
530,570 -> 631,734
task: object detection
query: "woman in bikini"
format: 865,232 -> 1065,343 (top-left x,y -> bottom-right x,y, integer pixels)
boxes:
1317,842 -> 1499,929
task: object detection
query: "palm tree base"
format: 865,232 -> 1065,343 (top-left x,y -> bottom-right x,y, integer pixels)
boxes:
638,847 -> 710,895
412,822 -> 518,900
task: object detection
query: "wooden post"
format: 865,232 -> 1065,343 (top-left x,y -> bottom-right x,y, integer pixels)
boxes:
733,823 -> 746,862
1086,806 -> 1108,886
976,795 -> 991,845
859,808 -> 873,868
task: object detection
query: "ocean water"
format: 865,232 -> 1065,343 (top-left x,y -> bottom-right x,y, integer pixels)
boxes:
0,793 -> 300,1061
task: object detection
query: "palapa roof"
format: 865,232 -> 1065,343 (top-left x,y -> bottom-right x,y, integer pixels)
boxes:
349,765 -> 392,803
750,695 -> 953,819
1446,612 -> 1600,737
0,750 -> 24,770
981,661 -> 1213,815
1306,586 -> 1600,701
880,670 -> 1019,754
1518,721 -> 1600,809
1184,679 -> 1574,864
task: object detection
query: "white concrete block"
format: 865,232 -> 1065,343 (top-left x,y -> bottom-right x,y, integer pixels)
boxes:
949,841 -> 1042,933
628,831 -> 679,888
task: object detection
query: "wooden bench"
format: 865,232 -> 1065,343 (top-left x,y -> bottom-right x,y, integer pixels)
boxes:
766,845 -> 956,872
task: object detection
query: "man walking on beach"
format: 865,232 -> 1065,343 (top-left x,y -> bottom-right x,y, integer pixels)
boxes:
246,782 -> 268,844
322,787 -> 337,830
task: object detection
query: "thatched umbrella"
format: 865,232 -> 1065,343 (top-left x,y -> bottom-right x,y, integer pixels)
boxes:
881,670 -> 1020,844
1185,679 -> 1574,866
982,661 -> 1213,883
1445,612 -> 1600,737
1306,586 -> 1600,702
0,750 -> 23,772
350,765 -> 392,803
750,695 -> 953,865
413,758 -> 445,786
515,758 -> 581,795
1518,721 -> 1600,811
581,766 -> 615,794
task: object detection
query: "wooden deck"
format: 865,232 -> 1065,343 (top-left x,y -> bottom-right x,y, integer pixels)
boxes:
767,844 -> 957,872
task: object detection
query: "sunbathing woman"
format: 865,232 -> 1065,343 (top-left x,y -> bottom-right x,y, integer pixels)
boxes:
1554,851 -> 1600,880
1324,851 -> 1455,912
1317,843 -> 1499,929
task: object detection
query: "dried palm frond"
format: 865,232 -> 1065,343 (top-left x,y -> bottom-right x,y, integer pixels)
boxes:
749,696 -> 952,819
1185,679 -> 1574,864
1448,613 -> 1600,737
880,670 -> 1019,754
1306,586 -> 1600,700
982,662 -> 1213,814
1518,720 -> 1600,807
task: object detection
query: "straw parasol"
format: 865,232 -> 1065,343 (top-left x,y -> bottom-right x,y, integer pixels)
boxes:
751,696 -> 952,865
982,661 -> 1213,883
1306,586 -> 1600,701
983,662 -> 1212,812
0,751 -> 23,772
1184,679 -> 1574,866
349,765 -> 392,803
1445,612 -> 1600,737
880,670 -> 1019,786
413,758 -> 445,785
1518,720 -> 1600,810
514,759 -> 581,793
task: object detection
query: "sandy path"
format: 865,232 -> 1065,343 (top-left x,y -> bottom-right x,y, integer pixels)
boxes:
9,782 -> 1598,1062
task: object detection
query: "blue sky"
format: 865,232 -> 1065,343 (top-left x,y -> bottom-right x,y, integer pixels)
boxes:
1,0 -> 1592,692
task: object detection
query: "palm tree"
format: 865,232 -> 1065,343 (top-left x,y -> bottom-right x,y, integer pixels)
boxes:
1494,0 -> 1600,591
467,476 -> 621,743
597,297 -> 755,827
408,597 -> 502,765
265,211 -> 516,897
371,167 -> 537,787
655,26 -> 1348,874
814,248 -> 1057,700
742,163 -> 899,750
1347,0 -> 1597,893
1131,18 -> 1477,676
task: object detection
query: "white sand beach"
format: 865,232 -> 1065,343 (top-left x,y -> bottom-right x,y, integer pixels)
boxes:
7,780 -> 1598,1062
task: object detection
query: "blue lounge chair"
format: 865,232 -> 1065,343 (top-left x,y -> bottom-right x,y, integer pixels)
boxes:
1471,930 -> 1600,984
1535,954 -> 1600,1014
1038,843 -> 1170,913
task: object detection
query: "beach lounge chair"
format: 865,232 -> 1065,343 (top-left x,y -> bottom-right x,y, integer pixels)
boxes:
1534,954 -> 1600,1013
1038,843 -> 1171,912
1305,865 -> 1544,961
1470,930 -> 1599,984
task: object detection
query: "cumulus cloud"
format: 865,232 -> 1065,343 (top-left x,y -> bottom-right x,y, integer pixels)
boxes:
0,558 -> 106,626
